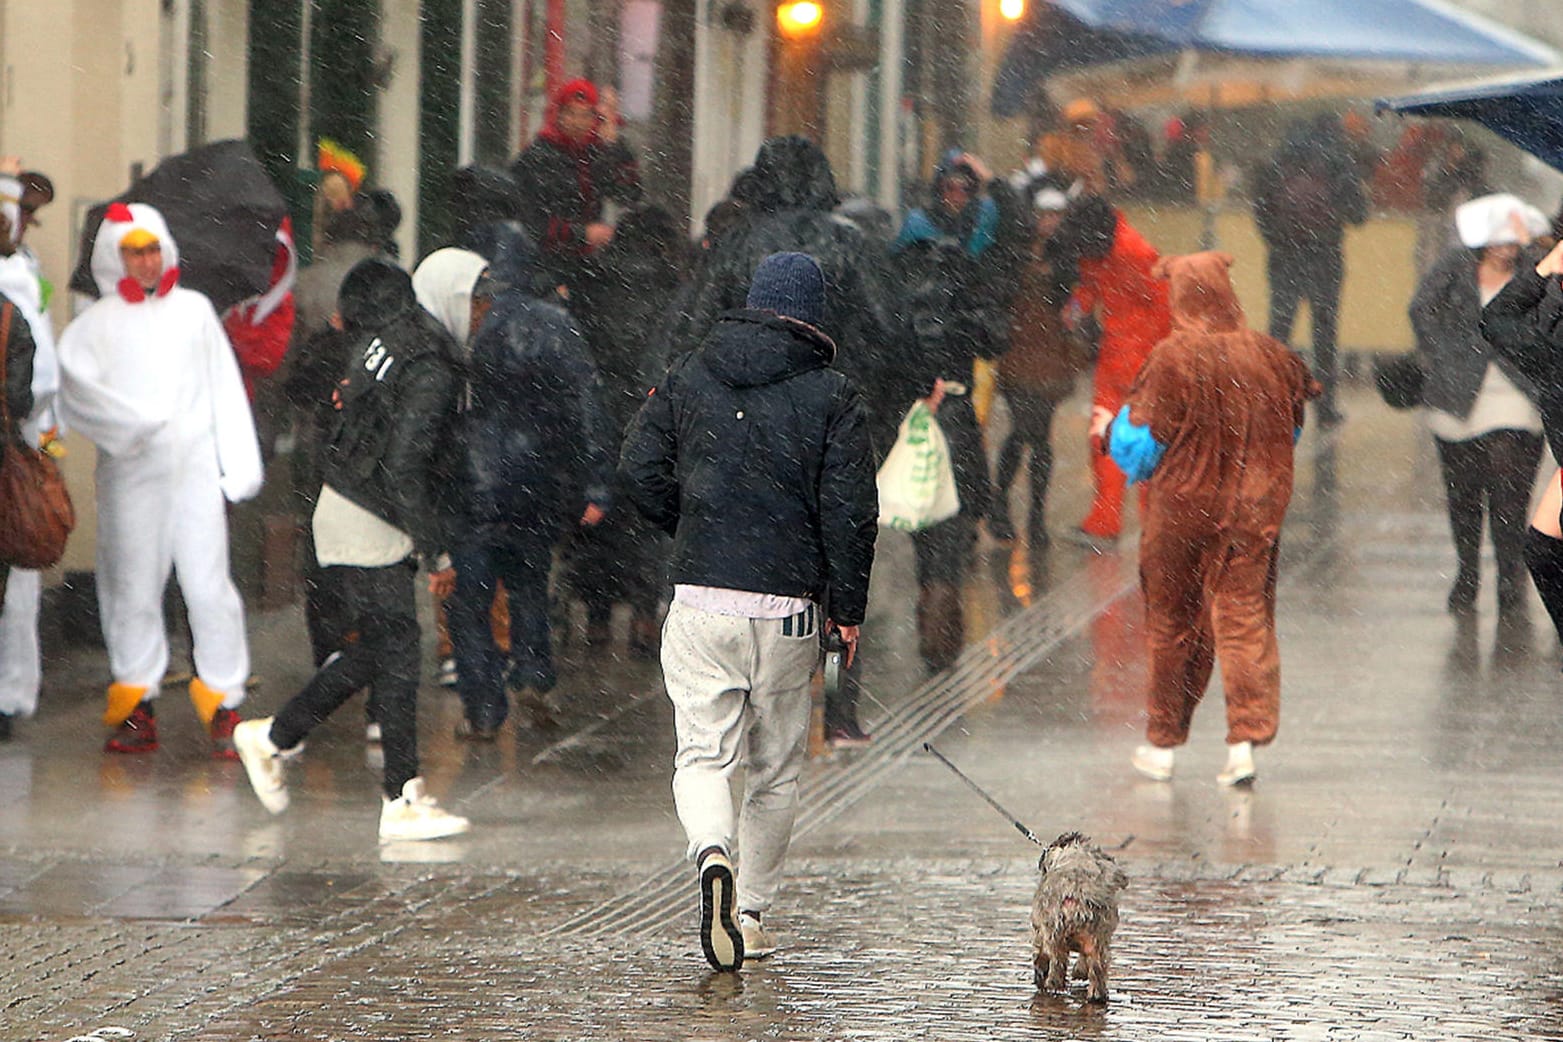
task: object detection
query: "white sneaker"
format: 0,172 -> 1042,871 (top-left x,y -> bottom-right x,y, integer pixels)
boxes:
1131,743 -> 1175,782
379,778 -> 470,842
739,912 -> 777,959
1217,741 -> 1257,787
436,658 -> 458,688
234,717 -> 292,814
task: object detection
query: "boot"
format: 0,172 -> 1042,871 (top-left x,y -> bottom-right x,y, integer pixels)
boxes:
628,609 -> 660,659
917,583 -> 965,673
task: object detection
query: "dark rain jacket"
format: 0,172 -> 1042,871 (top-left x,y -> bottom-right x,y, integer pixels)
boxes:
619,309 -> 879,626
676,137 -> 895,395
1412,247 -> 1536,420
1479,261 -> 1563,457
462,227 -> 613,531
889,239 -> 1007,521
1,291 -> 35,447
319,259 -> 463,560
509,82 -> 642,285
573,222 -> 687,435
1252,117 -> 1368,255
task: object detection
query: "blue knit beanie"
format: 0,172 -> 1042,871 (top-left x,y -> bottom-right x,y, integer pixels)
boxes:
746,252 -> 825,328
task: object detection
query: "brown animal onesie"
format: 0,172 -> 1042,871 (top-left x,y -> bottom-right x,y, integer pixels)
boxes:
1120,252 -> 1319,748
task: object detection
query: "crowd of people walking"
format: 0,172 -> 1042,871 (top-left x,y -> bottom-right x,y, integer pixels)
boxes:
3,79 -> 1561,970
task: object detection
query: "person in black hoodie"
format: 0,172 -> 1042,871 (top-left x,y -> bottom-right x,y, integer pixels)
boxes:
1480,235 -> 1563,648
568,205 -> 686,654
620,252 -> 878,972
889,150 -> 1029,671
452,224 -> 612,734
234,258 -> 470,842
1253,114 -> 1368,427
676,137 -> 896,441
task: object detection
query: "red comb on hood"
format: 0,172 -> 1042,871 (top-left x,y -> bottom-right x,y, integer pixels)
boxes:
105,202 -> 135,224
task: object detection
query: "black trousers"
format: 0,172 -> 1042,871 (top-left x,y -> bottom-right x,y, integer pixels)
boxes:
1434,430 -> 1543,607
1268,245 -> 1343,419
993,390 -> 1061,536
272,561 -> 421,798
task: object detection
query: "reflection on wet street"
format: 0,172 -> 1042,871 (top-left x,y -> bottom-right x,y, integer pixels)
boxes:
5,387 -> 1563,1040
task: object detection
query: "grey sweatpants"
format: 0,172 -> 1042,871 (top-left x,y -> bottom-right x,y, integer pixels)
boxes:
662,599 -> 820,915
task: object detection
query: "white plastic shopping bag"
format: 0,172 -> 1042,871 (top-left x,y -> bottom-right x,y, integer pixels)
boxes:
876,400 -> 960,531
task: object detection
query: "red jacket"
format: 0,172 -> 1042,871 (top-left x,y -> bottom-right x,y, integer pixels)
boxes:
1073,212 -> 1171,372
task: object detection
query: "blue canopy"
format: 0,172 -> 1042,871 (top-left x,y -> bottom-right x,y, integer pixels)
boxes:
993,0 -> 1555,117
1378,71 -> 1563,173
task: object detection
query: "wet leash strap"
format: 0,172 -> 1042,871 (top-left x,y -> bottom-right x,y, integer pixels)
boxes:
922,741 -> 1044,847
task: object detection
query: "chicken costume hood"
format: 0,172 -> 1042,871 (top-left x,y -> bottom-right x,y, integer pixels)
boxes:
91,202 -> 183,301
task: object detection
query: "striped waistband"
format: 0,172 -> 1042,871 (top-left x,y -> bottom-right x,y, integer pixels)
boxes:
780,604 -> 818,638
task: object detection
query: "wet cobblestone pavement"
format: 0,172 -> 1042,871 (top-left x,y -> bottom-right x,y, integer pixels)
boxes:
8,859 -> 1563,1040
6,389 -> 1563,1040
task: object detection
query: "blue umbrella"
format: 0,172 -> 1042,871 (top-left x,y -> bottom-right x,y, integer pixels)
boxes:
1378,71 -> 1563,173
994,0 -> 1554,117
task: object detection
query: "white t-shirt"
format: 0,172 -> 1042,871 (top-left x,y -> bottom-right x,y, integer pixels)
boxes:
312,484 -> 414,568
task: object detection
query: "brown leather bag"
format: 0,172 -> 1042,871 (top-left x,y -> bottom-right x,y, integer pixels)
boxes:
0,301 -> 74,569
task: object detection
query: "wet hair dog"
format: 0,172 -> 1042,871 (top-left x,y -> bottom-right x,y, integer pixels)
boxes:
1029,831 -> 1128,1003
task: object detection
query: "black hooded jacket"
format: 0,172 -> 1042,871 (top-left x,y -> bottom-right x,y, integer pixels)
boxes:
620,309 -> 879,625
1252,116 -> 1368,254
572,208 -> 688,435
319,259 -> 463,560
462,225 -> 614,529
1479,261 -> 1563,457
676,138 -> 895,393
1,292 -> 35,448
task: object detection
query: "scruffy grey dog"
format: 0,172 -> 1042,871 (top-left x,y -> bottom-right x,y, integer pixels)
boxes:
1030,831 -> 1128,1003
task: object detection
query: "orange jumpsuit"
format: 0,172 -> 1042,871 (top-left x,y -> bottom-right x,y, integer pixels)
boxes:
1073,213 -> 1171,538
1120,252 -> 1318,748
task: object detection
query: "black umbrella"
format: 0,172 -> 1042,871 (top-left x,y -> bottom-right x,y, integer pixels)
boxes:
70,139 -> 287,312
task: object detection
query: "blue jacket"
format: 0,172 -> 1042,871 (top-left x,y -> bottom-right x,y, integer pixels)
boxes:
461,229 -> 613,530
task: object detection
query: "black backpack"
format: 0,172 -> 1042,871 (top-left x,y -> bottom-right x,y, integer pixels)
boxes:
1269,164 -> 1338,241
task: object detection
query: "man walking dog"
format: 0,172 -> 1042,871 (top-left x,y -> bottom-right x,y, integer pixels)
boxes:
621,252 -> 878,971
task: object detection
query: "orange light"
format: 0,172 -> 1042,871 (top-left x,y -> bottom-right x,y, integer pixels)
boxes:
777,0 -> 823,36
999,0 -> 1025,20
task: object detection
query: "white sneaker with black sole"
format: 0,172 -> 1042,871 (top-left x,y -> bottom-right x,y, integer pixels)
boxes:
698,848 -> 744,971
379,778 -> 470,842
1217,741 -> 1257,787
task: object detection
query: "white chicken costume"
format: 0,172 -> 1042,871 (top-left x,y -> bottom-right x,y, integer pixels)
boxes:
57,203 -> 262,747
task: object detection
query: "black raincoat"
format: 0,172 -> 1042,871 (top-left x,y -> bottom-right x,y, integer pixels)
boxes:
320,259 -> 464,560
676,137 -> 896,423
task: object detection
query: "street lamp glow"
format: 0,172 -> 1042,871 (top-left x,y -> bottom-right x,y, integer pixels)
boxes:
999,0 -> 1025,20
777,0 -> 823,36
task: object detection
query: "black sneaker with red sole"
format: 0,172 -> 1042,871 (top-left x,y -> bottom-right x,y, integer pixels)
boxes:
105,703 -> 158,754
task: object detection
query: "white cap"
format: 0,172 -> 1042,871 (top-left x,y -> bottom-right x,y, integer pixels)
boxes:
1454,193 -> 1548,250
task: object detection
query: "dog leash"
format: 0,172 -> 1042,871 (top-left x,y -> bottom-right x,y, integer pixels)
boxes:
922,741 -> 1045,847
920,740 -> 1135,852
